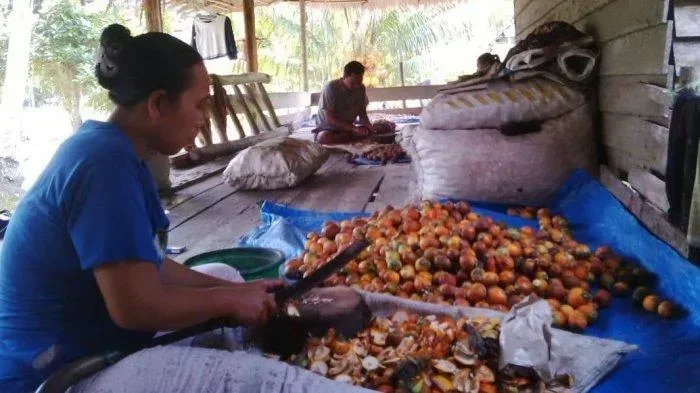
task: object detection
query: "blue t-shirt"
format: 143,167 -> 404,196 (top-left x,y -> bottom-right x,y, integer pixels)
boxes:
0,120 -> 169,392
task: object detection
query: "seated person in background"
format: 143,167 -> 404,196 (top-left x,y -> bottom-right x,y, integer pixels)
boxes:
457,53 -> 501,82
314,61 -> 374,145
476,52 -> 501,75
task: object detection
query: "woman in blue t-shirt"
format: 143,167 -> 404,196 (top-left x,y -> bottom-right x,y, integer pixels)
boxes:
0,24 -> 282,392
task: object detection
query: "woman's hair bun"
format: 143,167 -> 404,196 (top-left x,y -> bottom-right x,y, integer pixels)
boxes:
96,24 -> 132,86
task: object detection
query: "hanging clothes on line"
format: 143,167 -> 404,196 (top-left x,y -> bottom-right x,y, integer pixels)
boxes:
191,14 -> 238,60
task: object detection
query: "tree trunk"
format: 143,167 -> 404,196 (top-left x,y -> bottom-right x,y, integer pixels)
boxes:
69,81 -> 82,131
0,0 -> 35,158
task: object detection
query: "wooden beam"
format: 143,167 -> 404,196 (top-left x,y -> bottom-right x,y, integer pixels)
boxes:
599,80 -> 672,119
574,0 -> 669,43
143,0 -> 163,32
674,0 -> 700,37
232,84 -> 260,135
243,0 -> 258,72
223,94 -> 247,140
599,165 -> 688,256
257,82 -> 282,127
674,40 -> 700,67
216,73 -> 270,85
628,169 -> 670,212
300,0 -> 309,92
243,83 -> 273,132
599,23 -> 673,76
602,114 -> 669,174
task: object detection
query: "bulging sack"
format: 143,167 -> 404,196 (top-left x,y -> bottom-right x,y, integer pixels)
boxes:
223,137 -> 329,191
400,102 -> 596,205
421,77 -> 586,130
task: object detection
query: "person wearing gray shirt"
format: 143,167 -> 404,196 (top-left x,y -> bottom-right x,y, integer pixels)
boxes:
314,61 -> 374,144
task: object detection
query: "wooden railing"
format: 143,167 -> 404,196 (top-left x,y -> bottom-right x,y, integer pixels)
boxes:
172,73 -> 442,167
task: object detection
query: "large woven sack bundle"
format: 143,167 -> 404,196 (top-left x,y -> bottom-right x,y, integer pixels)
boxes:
399,102 -> 596,205
420,77 -> 586,130
223,137 -> 329,191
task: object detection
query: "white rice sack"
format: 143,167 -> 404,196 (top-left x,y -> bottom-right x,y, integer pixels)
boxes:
400,102 -> 596,205
223,137 -> 329,191
421,78 -> 586,130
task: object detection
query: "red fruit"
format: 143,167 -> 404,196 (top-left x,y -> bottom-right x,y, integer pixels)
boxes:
548,284 -> 567,301
482,272 -> 499,287
657,301 -> 674,318
321,222 -> 341,239
515,276 -> 534,296
497,256 -> 515,271
402,219 -> 421,233
459,253 -> 478,271
594,289 -> 612,308
454,298 -> 470,307
454,287 -> 469,299
499,270 -> 516,286
468,283 -> 487,304
613,282 -> 630,297
438,283 -> 456,297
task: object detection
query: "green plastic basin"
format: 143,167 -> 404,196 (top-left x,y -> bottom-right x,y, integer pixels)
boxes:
184,247 -> 285,281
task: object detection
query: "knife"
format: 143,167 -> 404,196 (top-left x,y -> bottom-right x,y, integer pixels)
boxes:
35,240 -> 369,393
273,238 -> 370,305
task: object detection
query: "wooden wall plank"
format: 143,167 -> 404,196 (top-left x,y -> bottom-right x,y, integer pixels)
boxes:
628,169 -> 670,212
515,0 -> 563,36
599,73 -> 673,90
602,114 -> 668,174
599,79 -> 672,118
600,165 -> 688,256
606,146 -> 668,177
674,41 -> 700,67
674,0 -> 700,37
599,23 -> 673,76
514,0 -> 534,17
574,0 -> 669,43
516,0 -> 612,38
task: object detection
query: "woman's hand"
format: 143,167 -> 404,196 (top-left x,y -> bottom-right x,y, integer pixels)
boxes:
225,279 -> 286,326
353,125 -> 371,138
95,261 -> 287,331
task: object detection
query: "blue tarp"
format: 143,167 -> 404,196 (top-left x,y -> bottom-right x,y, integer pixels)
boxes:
237,170 -> 700,392
352,156 -> 412,166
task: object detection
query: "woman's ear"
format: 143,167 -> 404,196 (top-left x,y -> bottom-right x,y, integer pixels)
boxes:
146,90 -> 169,121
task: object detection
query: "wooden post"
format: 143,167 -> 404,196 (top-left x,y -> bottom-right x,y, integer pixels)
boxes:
143,0 -> 163,32
243,0 -> 258,72
399,61 -> 406,108
142,0 -> 169,193
300,0 -> 309,91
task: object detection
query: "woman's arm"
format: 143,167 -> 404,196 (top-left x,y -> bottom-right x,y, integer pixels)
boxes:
160,257 -> 235,287
94,260 -> 282,331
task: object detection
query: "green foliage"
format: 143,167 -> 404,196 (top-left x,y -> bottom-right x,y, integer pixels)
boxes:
0,0 -> 11,97
30,0 -> 123,112
228,3 -> 494,92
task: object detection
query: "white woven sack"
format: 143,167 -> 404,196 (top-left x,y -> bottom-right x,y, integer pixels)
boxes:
223,137 -> 329,191
421,77 -> 586,130
400,102 -> 596,205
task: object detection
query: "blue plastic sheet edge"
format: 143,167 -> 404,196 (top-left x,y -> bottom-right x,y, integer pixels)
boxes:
236,169 -> 700,393
352,156 -> 412,166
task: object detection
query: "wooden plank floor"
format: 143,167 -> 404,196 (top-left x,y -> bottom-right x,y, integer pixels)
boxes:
166,153 -> 413,262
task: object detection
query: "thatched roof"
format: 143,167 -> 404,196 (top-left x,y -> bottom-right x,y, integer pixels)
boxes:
168,0 -> 461,14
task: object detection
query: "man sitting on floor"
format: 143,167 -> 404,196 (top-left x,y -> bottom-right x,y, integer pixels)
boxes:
314,61 -> 375,144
